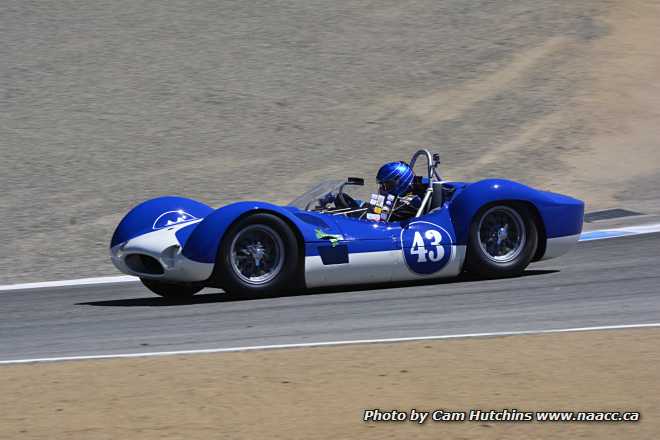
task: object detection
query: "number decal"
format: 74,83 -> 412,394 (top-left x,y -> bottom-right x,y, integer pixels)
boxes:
410,230 -> 445,263
401,222 -> 454,274
410,231 -> 427,262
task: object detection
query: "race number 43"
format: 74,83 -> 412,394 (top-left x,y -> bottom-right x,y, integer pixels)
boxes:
410,230 -> 445,263
402,222 -> 453,274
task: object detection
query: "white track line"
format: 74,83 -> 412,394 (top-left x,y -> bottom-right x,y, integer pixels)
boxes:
0,275 -> 138,292
2,322 -> 660,365
2,221 -> 660,293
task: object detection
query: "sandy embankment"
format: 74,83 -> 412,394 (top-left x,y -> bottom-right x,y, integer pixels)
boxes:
565,0 -> 660,209
2,0 -> 660,282
2,328 -> 658,440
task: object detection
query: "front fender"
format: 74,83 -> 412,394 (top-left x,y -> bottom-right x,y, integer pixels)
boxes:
448,179 -> 584,245
110,196 -> 213,248
181,202 -> 340,264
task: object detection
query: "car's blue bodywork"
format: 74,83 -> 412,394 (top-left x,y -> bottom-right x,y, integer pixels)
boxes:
110,177 -> 584,289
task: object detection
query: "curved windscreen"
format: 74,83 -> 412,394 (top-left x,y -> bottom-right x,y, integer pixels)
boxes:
288,180 -> 344,210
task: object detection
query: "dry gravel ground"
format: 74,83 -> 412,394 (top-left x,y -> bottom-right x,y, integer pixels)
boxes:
2,0 -> 660,283
1,328 -> 658,440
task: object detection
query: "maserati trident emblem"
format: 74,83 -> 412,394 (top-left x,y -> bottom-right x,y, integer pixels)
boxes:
152,210 -> 198,230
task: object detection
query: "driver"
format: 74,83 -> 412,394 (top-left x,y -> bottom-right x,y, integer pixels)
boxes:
376,161 -> 425,221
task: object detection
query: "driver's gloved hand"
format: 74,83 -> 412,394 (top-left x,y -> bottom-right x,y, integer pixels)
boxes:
318,192 -> 336,208
409,195 -> 422,208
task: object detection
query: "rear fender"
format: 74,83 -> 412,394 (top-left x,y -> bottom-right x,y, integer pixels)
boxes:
448,179 -> 583,245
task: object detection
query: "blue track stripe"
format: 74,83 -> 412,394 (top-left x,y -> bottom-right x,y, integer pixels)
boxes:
579,230 -> 635,241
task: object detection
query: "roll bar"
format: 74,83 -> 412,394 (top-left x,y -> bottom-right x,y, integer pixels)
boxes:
409,149 -> 442,217
409,149 -> 441,182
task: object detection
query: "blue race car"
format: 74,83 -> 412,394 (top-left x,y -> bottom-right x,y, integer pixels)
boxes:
110,149 -> 584,299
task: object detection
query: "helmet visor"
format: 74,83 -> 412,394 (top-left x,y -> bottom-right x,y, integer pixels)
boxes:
379,179 -> 397,195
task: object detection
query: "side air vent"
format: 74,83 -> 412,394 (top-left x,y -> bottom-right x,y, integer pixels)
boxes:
124,254 -> 165,275
295,213 -> 330,229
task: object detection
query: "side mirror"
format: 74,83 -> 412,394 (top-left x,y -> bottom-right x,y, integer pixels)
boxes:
346,177 -> 365,186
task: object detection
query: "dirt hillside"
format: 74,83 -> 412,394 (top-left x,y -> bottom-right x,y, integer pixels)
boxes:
2,0 -> 659,282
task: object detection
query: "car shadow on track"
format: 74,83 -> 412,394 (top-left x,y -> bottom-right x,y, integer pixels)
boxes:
76,269 -> 559,307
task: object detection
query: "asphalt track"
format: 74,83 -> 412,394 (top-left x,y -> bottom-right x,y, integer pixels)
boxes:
2,233 -> 659,362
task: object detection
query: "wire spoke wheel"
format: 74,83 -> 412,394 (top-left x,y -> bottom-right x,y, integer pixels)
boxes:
477,206 -> 526,264
229,224 -> 285,285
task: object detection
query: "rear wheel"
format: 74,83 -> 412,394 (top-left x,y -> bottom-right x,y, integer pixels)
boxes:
140,279 -> 203,300
465,204 -> 538,278
215,213 -> 300,296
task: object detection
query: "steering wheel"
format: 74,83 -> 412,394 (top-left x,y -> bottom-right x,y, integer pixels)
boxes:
335,191 -> 359,209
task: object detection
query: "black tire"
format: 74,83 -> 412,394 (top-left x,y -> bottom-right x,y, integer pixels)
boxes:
140,279 -> 203,300
215,213 -> 300,297
465,203 -> 538,278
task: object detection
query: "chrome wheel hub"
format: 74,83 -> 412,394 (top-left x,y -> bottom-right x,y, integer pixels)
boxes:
478,206 -> 526,263
230,225 -> 284,285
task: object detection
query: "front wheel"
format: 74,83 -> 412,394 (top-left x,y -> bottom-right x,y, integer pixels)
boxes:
465,204 -> 538,278
215,213 -> 300,297
140,279 -> 203,300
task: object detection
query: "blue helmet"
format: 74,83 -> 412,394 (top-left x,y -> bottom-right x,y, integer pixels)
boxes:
376,161 -> 415,196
